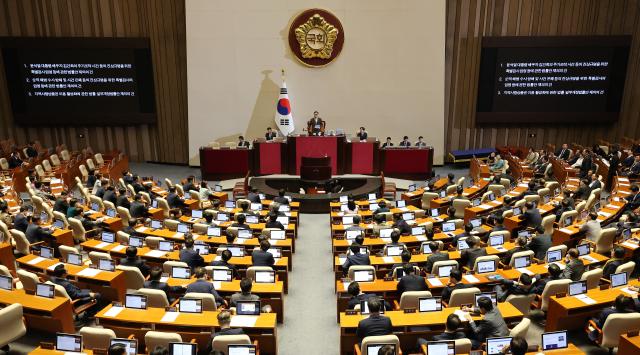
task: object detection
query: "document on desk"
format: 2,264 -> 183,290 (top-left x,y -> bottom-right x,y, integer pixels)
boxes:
47,262 -> 64,271
494,246 -> 507,252
173,232 -> 184,239
415,235 -> 428,241
597,211 -> 612,218
478,204 -> 492,210
382,257 -> 396,263
160,277 -> 169,283
27,256 -> 45,265
104,306 -> 123,317
111,245 -> 126,252
453,310 -> 469,319
463,275 -> 480,283
95,242 -> 111,249
230,315 -> 258,327
621,287 -> 638,295
145,250 -> 166,258
622,241 -> 639,249
77,268 -> 102,277
380,238 -> 392,243
398,207 -> 409,212
161,311 -> 179,323
235,239 -> 246,244
559,228 -> 574,234
581,255 -> 598,263
338,257 -> 346,265
63,352 -> 86,355
343,282 -> 350,291
516,268 -> 534,275
605,204 -> 619,210
427,278 -> 443,287
574,294 -> 597,305
135,227 -> 148,233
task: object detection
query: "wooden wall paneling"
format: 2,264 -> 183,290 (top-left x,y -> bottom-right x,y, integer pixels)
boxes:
0,0 -> 188,163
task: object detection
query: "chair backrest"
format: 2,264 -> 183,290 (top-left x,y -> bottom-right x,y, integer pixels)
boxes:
103,200 -> 116,212
488,230 -> 511,239
145,236 -> 164,249
50,154 -> 61,166
509,318 -> 531,338
398,291 -> 432,309
456,177 -> 465,187
601,313 -> 640,348
156,198 -> 170,218
136,288 -> 169,308
115,265 -> 145,290
524,195 -> 540,204
53,211 -> 69,228
546,245 -> 567,262
126,184 -> 136,198
17,269 -> 39,292
513,199 -> 526,209
34,164 -> 45,178
505,294 -> 535,316
79,327 -> 116,350
615,261 -> 636,277
360,335 -> 400,355
0,221 -> 12,244
541,279 -> 572,311
580,268 -> 603,289
175,184 -> 185,197
454,338 -> 472,354
559,210 -> 578,227
541,214 -> 555,234
452,199 -> 471,218
0,303 -> 26,347
117,207 -> 133,226
537,188 -> 550,198
247,266 -> 274,281
58,245 -> 78,262
164,219 -> 179,232
0,158 -> 8,170
88,251 -> 112,265
79,164 -> 88,179
183,292 -> 217,311
10,229 -> 30,255
473,255 -> 500,273
487,184 -> 505,196
116,231 -> 130,245
445,185 -> 458,195
163,261 -> 188,274
595,228 -> 617,254
421,192 -> 438,209
94,153 -> 104,166
90,196 -> 104,212
0,265 -> 12,279
68,217 -> 87,243
211,334 -> 251,355
448,287 -> 481,307
431,260 -> 458,276
144,331 -> 183,352
508,250 -> 534,267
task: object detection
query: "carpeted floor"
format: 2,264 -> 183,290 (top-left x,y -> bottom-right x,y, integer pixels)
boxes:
9,163 -> 615,354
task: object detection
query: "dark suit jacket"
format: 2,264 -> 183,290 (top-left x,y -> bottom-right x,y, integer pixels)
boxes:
574,186 -> 590,200
143,280 -> 183,295
433,331 -> 467,341
425,252 -> 449,273
183,183 -> 197,193
51,276 -> 90,300
103,190 -> 117,205
184,279 -> 224,304
210,327 -> 244,343
347,293 -> 392,311
247,192 -> 261,203
602,259 -> 624,280
397,274 -> 428,294
522,208 -> 542,228
14,214 -> 28,233
342,253 -> 371,275
129,201 -> 148,218
469,308 -> 510,343
167,193 -> 186,208
588,180 -> 602,190
25,223 -> 51,244
561,259 -> 585,281
441,283 -> 470,302
237,141 -> 250,148
460,248 -> 487,269
251,249 -> 275,267
273,196 -> 289,205
210,260 -> 238,278
528,234 -> 552,260
120,256 -> 151,277
116,195 -> 131,209
265,221 -> 284,230
53,198 -> 69,214
502,246 -> 529,265
356,314 -> 393,340
394,219 -> 411,235
556,148 -> 570,160
179,248 -> 205,270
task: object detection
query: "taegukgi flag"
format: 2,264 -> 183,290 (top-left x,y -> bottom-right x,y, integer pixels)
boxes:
275,81 -> 295,136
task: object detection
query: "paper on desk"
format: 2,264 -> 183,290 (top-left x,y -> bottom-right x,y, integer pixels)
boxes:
516,268 -> 534,275
380,238 -> 392,243
95,242 -> 110,249
453,310 -> 469,319
63,352 -> 86,355
338,257 -> 346,265
104,306 -> 123,317
160,277 -> 169,283
478,204 -> 492,209
111,245 -> 126,252
621,287 -> 638,295
494,246 -> 507,252
622,242 -> 639,249
230,315 -> 258,327
427,278 -> 443,287
47,262 -> 64,271
605,204 -> 619,210
135,227 -> 148,233
598,211 -> 612,218
161,311 -> 179,322
517,183 -> 529,188
581,255 -> 598,263
415,235 -> 427,241
343,282 -> 350,291
214,256 -> 221,261
575,294 -> 597,305
145,250 -> 166,258
77,268 -> 102,277
27,256 -> 45,265
399,207 -> 409,212
235,239 -> 245,244
212,281 -> 222,289
559,228 -> 574,234
173,232 -> 184,239
463,275 -> 479,283
382,257 -> 396,263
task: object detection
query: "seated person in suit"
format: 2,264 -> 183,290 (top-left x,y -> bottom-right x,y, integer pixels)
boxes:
490,155 -> 505,172
527,225 -> 552,260
532,263 -> 563,294
252,240 -> 275,267
373,200 -> 390,215
443,206 -> 457,222
13,206 -> 29,233
561,248 -> 585,281
417,313 -> 467,347
347,281 -> 391,310
203,212 -> 215,225
344,200 -> 359,214
143,267 -> 184,302
247,188 -> 261,203
25,214 -> 53,246
580,212 -> 601,242
230,278 -> 260,307
308,111 -> 324,135
490,215 -> 507,232
399,136 -> 411,147
385,230 -> 406,250
231,213 -> 251,230
588,295 -> 637,341
211,249 -> 238,278
494,273 -> 535,302
116,188 -> 131,209
625,185 -> 640,211
554,199 -> 574,222
381,137 -> 394,148
53,191 -> 70,214
452,185 -> 468,201
396,264 -> 428,295
452,223 -> 474,246
502,337 -> 528,355
347,215 -> 364,233
179,236 -> 205,270
209,310 -> 244,346
442,269 -> 470,303
622,155 -> 640,177
129,194 -> 149,218
588,172 -> 602,190
415,136 -> 427,147
425,242 -> 449,274
342,244 -> 371,276
356,127 -> 368,141
102,186 -> 117,205
185,267 -> 225,306
0,204 -> 11,227
120,246 -> 151,277
522,201 -> 542,228
182,176 -> 197,194
555,143 -> 570,160
238,201 -> 257,217
237,135 -> 250,148
265,127 -> 277,141
573,179 -> 591,200
523,181 -> 538,196
166,186 -> 186,209
69,207 -> 101,231
501,236 -> 529,265
459,236 -> 487,270
108,344 -> 126,355
461,296 -> 510,349
265,213 -> 285,230
389,250 -> 413,276
7,150 -> 22,168
130,175 -> 146,193
273,189 -> 289,205
51,264 -> 107,317
602,247 -> 626,280
356,297 -> 393,343
392,214 -> 411,235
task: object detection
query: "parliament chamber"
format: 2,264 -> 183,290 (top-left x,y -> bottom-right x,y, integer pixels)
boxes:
1,1 -> 640,355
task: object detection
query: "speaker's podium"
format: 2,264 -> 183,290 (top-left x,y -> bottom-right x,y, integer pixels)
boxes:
300,156 -> 332,181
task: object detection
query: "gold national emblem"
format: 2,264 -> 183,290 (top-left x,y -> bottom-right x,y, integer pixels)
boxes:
294,14 -> 339,59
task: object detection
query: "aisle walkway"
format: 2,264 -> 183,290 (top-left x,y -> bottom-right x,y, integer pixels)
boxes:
277,213 -> 339,354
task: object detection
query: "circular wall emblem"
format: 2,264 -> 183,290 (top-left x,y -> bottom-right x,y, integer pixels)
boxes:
288,9 -> 344,67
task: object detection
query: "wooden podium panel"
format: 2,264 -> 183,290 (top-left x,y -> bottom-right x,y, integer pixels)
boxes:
287,135 -> 346,175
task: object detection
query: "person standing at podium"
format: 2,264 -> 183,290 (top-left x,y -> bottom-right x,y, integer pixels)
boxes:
356,127 -> 368,141
308,111 -> 324,136
265,127 -> 277,141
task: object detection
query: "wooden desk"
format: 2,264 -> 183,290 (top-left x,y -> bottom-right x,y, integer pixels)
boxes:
470,158 -> 490,181
526,343 -> 584,355
429,180 -> 490,209
0,243 -> 15,272
618,334 -> 640,354
30,348 -> 94,355
96,305 -> 278,355
400,178 -> 449,207
17,254 -> 126,301
0,289 -> 74,333
545,280 -> 640,331
339,303 -> 522,355
51,228 -> 74,247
